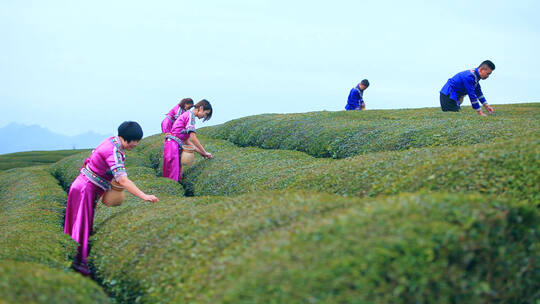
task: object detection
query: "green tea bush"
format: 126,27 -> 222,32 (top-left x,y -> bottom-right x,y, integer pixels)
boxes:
90,192 -> 361,303
89,191 -> 538,303
199,104 -> 540,158
171,135 -> 539,202
0,149 -> 89,171
0,166 -> 110,302
202,193 -> 539,304
0,166 -> 76,268
49,151 -> 89,191
0,261 -> 110,304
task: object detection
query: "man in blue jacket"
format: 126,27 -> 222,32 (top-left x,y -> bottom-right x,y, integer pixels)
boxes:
440,60 -> 495,116
345,79 -> 369,111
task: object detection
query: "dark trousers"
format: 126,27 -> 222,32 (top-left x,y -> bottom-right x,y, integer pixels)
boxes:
440,93 -> 460,112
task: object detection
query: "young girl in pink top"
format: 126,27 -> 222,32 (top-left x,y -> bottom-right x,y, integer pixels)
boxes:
161,98 -> 194,133
64,121 -> 159,276
163,99 -> 213,181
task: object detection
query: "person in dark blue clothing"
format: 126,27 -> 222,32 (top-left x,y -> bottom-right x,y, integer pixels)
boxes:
440,60 -> 496,116
345,79 -> 370,111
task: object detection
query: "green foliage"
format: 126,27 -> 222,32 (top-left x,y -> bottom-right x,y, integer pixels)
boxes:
0,261 -> 110,304
0,149 -> 89,171
49,151 -> 89,191
141,134 -> 538,202
88,192 -> 538,303
0,166 -> 110,302
199,104 -> 540,158
2,104 -> 539,303
204,193 -> 539,304
0,166 -> 76,268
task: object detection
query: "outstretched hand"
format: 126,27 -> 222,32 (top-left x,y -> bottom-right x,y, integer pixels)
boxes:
477,110 -> 487,117
204,152 -> 213,159
143,194 -> 159,203
484,104 -> 495,114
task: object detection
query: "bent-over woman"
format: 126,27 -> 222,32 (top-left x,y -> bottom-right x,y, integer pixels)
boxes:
64,121 -> 159,275
161,98 -> 194,133
163,99 -> 213,181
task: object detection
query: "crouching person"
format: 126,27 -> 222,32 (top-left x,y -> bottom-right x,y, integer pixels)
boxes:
64,121 -> 159,276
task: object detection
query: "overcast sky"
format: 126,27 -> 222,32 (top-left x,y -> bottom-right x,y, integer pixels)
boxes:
1,0 -> 539,136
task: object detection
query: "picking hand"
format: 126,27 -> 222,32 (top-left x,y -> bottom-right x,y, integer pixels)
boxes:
477,110 -> 487,117
143,194 -> 159,203
204,152 -> 213,159
484,104 -> 495,114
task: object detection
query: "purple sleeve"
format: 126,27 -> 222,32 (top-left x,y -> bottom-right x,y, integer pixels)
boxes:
105,145 -> 127,181
180,112 -> 196,134
167,104 -> 180,116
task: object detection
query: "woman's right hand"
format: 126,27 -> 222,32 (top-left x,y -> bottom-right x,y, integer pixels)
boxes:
204,152 -> 213,159
143,194 -> 159,203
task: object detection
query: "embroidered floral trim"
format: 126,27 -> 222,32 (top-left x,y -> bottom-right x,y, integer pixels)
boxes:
166,134 -> 184,148
81,166 -> 110,191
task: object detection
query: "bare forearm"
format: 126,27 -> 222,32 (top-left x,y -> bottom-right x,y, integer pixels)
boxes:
189,133 -> 207,155
118,176 -> 146,200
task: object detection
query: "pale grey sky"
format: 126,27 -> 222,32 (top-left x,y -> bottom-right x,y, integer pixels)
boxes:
1,0 -> 539,136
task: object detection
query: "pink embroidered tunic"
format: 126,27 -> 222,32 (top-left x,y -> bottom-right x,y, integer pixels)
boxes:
64,136 -> 127,265
163,109 -> 197,181
161,104 -> 187,133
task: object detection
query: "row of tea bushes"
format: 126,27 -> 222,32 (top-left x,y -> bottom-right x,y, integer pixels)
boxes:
0,260 -> 110,304
88,191 -> 538,303
199,103 -> 540,158
173,135 -> 538,202
0,167 -> 110,303
202,193 -> 539,303
0,149 -> 89,171
0,167 -> 78,268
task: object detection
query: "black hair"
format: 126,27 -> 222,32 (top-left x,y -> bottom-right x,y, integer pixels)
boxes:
195,99 -> 213,122
118,121 -> 143,142
479,60 -> 495,70
178,98 -> 194,110
360,79 -> 370,88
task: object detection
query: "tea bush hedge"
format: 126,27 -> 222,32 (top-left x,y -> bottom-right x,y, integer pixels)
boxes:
199,103 -> 540,158
0,261 -> 110,304
0,149 -> 88,171
0,166 -> 110,303
202,193 -> 539,304
0,166 -> 77,268
88,191 -> 538,303
162,135 -> 538,202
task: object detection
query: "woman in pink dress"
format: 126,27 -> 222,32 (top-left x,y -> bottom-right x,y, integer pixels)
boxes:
64,121 -> 159,276
163,99 -> 213,181
161,98 -> 194,133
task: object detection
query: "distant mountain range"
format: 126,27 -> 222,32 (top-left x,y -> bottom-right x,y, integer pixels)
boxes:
0,123 -> 111,154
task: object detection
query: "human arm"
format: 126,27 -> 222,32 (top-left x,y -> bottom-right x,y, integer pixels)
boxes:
189,132 -> 213,159
475,84 -> 494,114
117,175 -> 159,202
464,76 -> 485,115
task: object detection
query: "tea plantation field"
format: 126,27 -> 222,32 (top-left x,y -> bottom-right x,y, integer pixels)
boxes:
1,104 -> 538,303
0,149 -> 88,171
